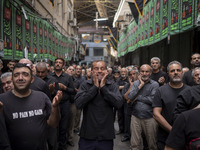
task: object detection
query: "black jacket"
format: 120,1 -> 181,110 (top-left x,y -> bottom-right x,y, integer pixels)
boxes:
75,79 -> 123,140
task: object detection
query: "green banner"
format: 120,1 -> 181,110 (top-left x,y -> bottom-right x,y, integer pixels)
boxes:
180,0 -> 195,31
195,0 -> 200,26
15,7 -> 23,58
144,2 -> 150,45
161,0 -> 169,39
3,0 -> 13,58
149,0 -> 155,44
38,20 -> 43,60
155,0 -> 162,42
170,0 -> 180,34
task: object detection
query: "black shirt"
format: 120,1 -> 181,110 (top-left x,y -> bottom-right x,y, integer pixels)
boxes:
116,77 -> 129,94
166,108 -> 200,150
152,83 -> 188,142
75,79 -> 123,140
182,70 -> 195,86
150,70 -> 168,86
30,75 -> 51,99
43,75 -> 59,101
50,72 -> 75,103
0,113 -> 11,150
122,83 -> 133,115
174,85 -> 200,120
0,90 -> 51,150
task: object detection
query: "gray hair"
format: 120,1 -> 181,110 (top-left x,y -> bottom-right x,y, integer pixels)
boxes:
151,57 -> 161,63
36,62 -> 48,69
128,67 -> 139,75
167,61 -> 183,72
1,72 -> 12,80
192,67 -> 200,76
0,59 -> 3,64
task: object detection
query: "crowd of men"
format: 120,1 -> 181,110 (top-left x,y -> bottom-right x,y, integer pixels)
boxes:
0,53 -> 200,150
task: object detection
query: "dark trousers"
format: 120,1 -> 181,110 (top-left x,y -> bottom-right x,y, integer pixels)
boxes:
124,104 -> 132,138
117,104 -> 124,132
58,101 -> 70,147
79,138 -> 113,150
47,126 -> 57,150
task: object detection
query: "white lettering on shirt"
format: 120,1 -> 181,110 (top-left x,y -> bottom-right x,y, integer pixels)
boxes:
12,109 -> 43,119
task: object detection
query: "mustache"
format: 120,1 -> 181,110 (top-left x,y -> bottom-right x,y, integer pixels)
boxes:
16,80 -> 26,83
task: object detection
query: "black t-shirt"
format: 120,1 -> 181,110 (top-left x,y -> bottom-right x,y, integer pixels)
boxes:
30,75 -> 51,99
174,85 -> 200,120
182,70 -> 195,86
152,83 -> 188,142
0,90 -> 52,150
166,108 -> 200,150
150,70 -> 168,86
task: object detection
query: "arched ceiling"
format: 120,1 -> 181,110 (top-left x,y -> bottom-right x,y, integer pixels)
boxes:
74,0 -> 121,30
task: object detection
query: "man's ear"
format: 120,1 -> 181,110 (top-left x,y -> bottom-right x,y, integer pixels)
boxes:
31,76 -> 34,84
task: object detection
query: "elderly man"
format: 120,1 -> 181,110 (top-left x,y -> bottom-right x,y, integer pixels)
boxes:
192,67 -> 200,85
75,60 -> 123,150
128,64 -> 159,150
0,63 -> 62,150
1,72 -> 13,93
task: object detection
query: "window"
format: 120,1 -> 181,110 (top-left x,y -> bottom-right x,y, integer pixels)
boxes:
86,48 -> 89,56
94,48 -> 103,56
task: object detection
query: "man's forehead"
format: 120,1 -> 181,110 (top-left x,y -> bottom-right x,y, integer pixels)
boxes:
192,54 -> 200,58
94,61 -> 105,66
2,76 -> 12,81
13,67 -> 30,72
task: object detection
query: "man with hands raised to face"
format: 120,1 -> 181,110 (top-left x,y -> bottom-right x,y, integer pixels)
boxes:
75,60 -> 123,150
128,64 -> 159,150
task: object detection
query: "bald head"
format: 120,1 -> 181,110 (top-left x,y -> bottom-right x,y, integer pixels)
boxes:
36,62 -> 48,79
19,58 -> 33,65
140,64 -> 152,82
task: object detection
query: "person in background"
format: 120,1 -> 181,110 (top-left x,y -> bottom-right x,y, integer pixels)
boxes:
85,67 -> 92,80
116,68 -> 129,135
1,72 -> 13,93
183,53 -> 200,86
50,58 -> 75,150
150,57 -> 168,86
73,65 -> 85,135
81,68 -> 86,77
50,66 -> 54,73
121,67 -> 139,142
36,62 -> 59,150
192,67 -> 200,85
65,65 -> 77,147
113,69 -> 120,82
6,60 -> 16,72
107,67 -> 114,81
182,67 -> 189,75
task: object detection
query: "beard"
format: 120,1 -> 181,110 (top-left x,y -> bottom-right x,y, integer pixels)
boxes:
141,76 -> 149,82
13,80 -> 31,94
170,76 -> 182,83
